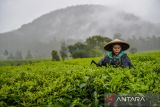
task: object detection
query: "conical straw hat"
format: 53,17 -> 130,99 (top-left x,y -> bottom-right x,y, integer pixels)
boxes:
104,39 -> 130,51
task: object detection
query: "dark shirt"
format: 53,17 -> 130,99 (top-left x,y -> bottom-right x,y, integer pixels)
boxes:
98,51 -> 133,68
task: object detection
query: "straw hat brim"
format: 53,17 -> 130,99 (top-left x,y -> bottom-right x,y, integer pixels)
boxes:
104,40 -> 130,51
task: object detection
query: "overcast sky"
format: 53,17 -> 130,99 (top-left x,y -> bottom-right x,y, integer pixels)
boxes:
0,0 -> 159,33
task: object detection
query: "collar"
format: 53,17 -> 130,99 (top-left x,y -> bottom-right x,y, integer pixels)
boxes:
107,51 -> 126,59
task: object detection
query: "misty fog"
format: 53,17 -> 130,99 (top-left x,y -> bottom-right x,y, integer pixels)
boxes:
0,4 -> 160,60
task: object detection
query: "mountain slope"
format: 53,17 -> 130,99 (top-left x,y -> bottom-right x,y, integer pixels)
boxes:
0,4 -> 159,58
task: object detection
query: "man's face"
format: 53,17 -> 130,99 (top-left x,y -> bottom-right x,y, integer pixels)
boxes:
112,44 -> 121,55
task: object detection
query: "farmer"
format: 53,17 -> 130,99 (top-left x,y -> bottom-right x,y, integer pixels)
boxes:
91,39 -> 133,68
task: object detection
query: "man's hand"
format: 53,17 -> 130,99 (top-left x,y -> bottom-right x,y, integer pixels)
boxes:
91,60 -> 102,67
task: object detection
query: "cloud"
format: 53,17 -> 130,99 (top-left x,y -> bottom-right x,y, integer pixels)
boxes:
0,0 -> 159,33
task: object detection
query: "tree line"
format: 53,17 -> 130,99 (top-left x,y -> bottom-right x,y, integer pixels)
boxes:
51,35 -> 112,61
0,34 -> 159,61
52,34 -> 160,61
0,50 -> 33,60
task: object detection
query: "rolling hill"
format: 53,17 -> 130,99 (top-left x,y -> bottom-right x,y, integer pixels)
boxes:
0,4 -> 160,58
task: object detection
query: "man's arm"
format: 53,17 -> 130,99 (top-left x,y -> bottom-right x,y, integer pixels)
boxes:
121,55 -> 133,68
97,56 -> 110,67
91,56 -> 110,67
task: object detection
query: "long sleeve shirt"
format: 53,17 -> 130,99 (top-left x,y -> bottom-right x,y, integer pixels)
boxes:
98,51 -> 133,68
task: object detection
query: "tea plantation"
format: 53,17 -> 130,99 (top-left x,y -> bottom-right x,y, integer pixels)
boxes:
0,51 -> 160,106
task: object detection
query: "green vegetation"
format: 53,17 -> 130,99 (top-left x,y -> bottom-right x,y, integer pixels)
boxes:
0,60 -> 39,67
51,50 -> 60,61
0,51 -> 160,106
67,35 -> 111,58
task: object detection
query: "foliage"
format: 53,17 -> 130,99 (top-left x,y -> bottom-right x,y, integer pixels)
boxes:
127,36 -> 160,51
0,51 -> 160,106
0,60 -> 39,66
68,42 -> 90,58
60,42 -> 68,60
85,35 -> 111,49
68,35 -> 111,58
71,50 -> 90,58
51,50 -> 60,61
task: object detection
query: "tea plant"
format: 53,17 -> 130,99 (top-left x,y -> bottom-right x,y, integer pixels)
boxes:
0,51 -> 160,106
